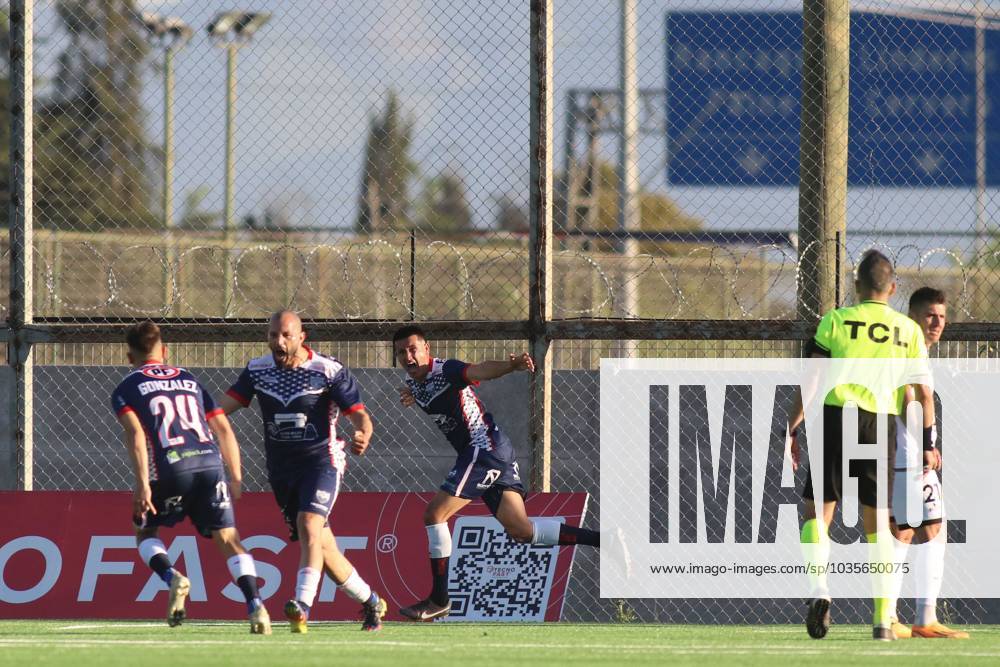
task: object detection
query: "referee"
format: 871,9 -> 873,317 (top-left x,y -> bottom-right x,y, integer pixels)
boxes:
785,249 -> 938,642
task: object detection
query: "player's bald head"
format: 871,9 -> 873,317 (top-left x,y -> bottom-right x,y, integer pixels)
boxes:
269,309 -> 302,333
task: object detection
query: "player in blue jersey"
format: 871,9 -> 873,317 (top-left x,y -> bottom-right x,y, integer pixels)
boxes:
112,321 -> 271,633
219,310 -> 386,633
392,325 -> 603,621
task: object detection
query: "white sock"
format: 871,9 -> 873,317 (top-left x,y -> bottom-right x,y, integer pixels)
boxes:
530,518 -> 562,546
916,536 -> 946,626
226,553 -> 257,580
295,567 -> 321,608
137,538 -> 168,566
337,568 -> 373,604
888,540 -> 909,620
427,523 -> 452,558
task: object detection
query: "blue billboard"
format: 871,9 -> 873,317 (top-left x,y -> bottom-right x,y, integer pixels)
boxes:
666,12 -> 998,186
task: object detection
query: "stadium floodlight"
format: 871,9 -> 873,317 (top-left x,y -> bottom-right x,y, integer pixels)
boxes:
206,11 -> 271,316
139,11 -> 193,45
207,11 -> 271,42
136,11 -> 192,314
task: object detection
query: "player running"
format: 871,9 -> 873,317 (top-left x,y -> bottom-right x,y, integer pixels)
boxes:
112,321 -> 271,633
219,310 -> 387,633
786,250 -> 936,641
886,287 -> 968,639
392,325 -> 604,621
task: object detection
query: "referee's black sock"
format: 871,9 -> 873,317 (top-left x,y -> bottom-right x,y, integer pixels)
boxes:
429,557 -> 450,606
559,524 -> 600,547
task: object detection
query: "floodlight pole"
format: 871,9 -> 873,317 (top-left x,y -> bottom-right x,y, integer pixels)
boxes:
160,30 -> 190,315
209,12 -> 269,318
164,44 -> 176,311
137,13 -> 192,316
223,41 -> 238,317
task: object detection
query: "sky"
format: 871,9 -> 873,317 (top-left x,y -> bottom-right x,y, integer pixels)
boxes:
28,0 -> 1000,260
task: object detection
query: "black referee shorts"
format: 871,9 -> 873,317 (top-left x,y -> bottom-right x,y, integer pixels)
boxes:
801,404 -> 896,508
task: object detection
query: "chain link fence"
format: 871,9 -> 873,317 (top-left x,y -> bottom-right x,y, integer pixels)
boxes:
5,0 -> 1000,623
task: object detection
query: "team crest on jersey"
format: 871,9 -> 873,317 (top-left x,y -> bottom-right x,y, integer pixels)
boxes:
141,365 -> 181,379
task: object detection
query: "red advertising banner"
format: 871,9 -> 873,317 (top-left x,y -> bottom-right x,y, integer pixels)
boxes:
0,491 -> 588,622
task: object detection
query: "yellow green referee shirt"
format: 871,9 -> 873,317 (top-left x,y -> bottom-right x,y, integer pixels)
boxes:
809,299 -> 927,415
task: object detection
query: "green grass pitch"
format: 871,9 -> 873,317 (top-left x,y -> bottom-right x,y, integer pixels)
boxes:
2,621 -> 999,666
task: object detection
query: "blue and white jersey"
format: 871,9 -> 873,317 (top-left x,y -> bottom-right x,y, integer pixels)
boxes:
405,358 -> 509,454
111,363 -> 223,481
226,346 -> 364,477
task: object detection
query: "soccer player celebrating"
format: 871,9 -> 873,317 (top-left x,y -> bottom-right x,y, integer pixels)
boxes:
392,325 -> 602,621
886,287 -> 968,639
112,321 -> 271,633
219,310 -> 386,633
786,250 -> 937,641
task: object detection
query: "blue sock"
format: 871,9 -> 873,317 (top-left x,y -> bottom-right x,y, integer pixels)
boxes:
246,597 -> 262,615
148,553 -> 174,585
366,591 -> 380,607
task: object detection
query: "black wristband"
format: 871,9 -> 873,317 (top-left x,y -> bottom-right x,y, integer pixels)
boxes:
922,425 -> 936,452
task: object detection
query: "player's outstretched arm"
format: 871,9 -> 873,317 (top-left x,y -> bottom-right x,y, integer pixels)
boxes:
118,411 -> 156,516
345,408 -> 374,455
465,352 -> 535,382
208,413 -> 243,499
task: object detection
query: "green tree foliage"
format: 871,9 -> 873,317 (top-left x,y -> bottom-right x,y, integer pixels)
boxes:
356,91 -> 417,234
493,193 -> 528,233
415,172 -> 472,233
34,0 -> 156,231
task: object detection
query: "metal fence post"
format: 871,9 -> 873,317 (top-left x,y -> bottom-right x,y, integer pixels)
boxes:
529,0 -> 553,493
5,0 -> 34,491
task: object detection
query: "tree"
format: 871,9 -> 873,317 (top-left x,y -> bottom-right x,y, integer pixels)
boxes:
494,193 -> 528,233
34,0 -> 157,231
355,91 -> 417,234
415,172 -> 472,233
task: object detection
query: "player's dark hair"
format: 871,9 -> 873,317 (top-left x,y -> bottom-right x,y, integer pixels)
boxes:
909,286 -> 946,312
125,320 -> 162,356
856,250 -> 894,293
392,325 -> 426,344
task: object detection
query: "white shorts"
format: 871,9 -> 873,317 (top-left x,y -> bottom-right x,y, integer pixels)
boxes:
892,415 -> 945,527
892,467 -> 944,528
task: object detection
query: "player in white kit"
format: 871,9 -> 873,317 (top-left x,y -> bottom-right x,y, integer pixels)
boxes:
887,287 -> 968,639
